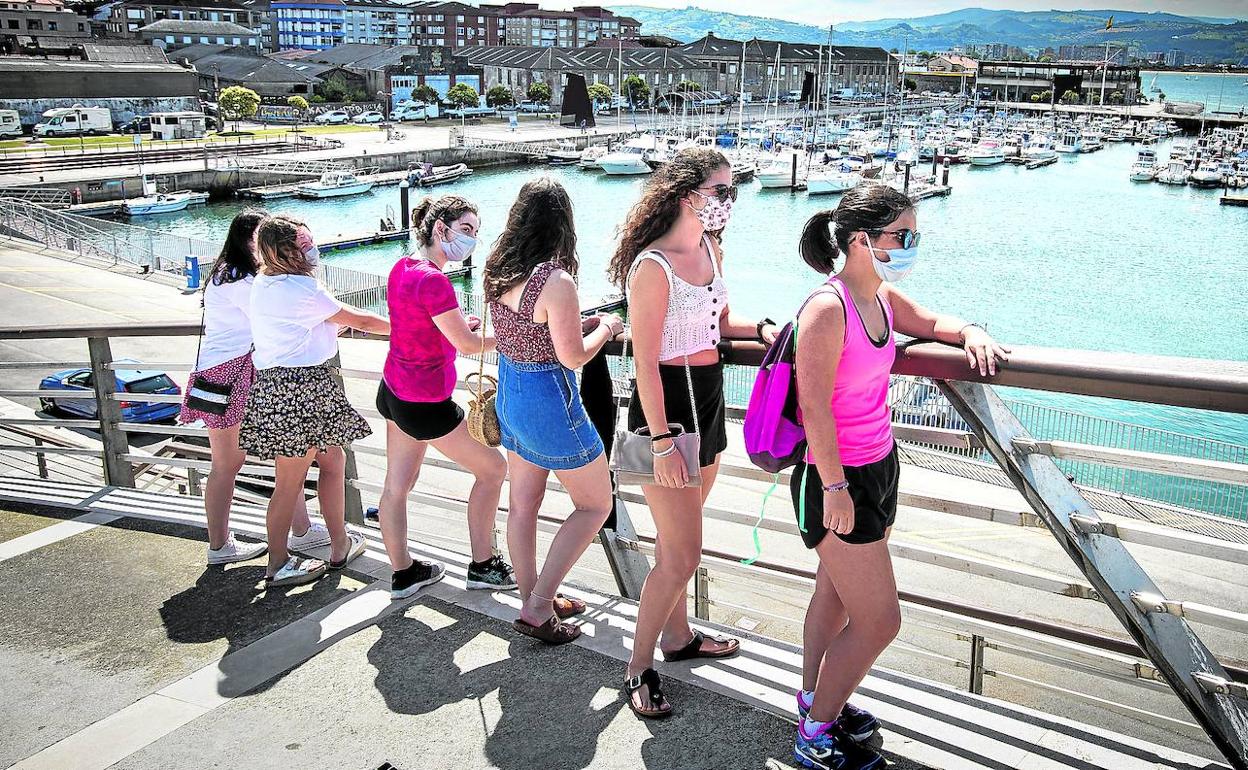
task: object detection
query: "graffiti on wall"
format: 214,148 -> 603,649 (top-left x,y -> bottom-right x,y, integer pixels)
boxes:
0,97 -> 200,127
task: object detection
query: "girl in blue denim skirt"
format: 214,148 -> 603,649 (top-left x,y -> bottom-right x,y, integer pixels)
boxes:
485,177 -> 625,645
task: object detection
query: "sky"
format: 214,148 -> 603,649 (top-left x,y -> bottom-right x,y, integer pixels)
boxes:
576,1 -> 1248,24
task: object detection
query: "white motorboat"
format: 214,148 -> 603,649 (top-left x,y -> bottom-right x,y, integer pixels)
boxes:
409,162 -> 469,187
1129,149 -> 1157,181
1155,158 -> 1190,185
1056,129 -> 1083,154
298,170 -> 375,199
1022,138 -> 1058,161
122,190 -> 208,216
806,165 -> 862,195
967,138 -> 1006,166
545,142 -> 582,165
599,136 -> 658,175
755,150 -> 807,189
1188,161 -> 1223,188
578,145 -> 607,169
1001,136 -> 1023,158
1079,131 -> 1103,152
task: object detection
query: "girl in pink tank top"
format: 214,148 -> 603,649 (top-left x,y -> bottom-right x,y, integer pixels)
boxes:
788,185 -> 1011,769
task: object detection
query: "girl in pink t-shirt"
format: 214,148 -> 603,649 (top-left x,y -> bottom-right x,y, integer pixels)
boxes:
375,195 -> 515,600
790,185 -> 1009,769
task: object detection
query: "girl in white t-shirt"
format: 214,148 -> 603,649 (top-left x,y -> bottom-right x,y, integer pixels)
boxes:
240,214 -> 391,587
179,210 -> 329,566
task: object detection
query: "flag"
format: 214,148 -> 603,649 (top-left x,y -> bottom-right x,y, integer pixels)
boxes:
1105,16 -> 1114,30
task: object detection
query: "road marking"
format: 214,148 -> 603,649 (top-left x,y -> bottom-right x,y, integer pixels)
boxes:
0,279 -> 135,320
0,508 -> 120,563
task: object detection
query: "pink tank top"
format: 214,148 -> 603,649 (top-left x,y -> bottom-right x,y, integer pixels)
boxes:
815,277 -> 896,467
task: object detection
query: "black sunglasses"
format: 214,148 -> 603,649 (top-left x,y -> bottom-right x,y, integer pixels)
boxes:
695,184 -> 739,202
868,228 -> 921,250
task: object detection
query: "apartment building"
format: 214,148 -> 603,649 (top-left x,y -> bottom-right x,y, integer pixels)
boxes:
405,1 -> 501,47
489,4 -> 636,48
0,0 -> 90,50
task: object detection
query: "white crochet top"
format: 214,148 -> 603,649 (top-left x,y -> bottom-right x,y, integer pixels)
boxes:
626,235 -> 728,361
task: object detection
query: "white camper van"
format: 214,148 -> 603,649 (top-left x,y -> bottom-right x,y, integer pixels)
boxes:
0,109 -> 22,139
33,106 -> 112,137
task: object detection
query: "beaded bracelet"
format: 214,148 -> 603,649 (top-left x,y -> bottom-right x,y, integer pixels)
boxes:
822,479 -> 850,493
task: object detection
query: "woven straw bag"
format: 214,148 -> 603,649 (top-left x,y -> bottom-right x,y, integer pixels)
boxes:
466,299 -> 502,447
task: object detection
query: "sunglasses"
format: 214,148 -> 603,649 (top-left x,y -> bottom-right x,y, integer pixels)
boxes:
869,228 -> 921,250
694,183 -> 739,203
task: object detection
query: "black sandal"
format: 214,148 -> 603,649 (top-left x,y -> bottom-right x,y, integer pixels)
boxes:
625,668 -> 672,719
661,629 -> 740,662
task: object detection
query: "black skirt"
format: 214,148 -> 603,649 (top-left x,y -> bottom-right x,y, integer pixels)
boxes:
376,379 -> 464,442
626,361 -> 727,469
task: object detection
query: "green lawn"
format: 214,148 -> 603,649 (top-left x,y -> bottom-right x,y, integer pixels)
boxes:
0,123 -> 379,153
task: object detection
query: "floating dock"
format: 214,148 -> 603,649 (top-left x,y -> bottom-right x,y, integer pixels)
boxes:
237,168 -> 414,200
319,228 -> 410,252
1220,193 -> 1248,207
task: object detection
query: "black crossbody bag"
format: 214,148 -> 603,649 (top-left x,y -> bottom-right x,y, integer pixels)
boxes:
184,300 -> 233,416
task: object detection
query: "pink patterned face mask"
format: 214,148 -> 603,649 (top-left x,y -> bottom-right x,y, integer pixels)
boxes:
688,191 -> 734,231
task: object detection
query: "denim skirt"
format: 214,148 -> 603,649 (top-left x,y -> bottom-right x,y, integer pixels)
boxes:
496,354 -> 604,471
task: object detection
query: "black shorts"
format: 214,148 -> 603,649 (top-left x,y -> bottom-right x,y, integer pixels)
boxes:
626,361 -> 727,469
790,444 -> 900,547
375,380 -> 464,441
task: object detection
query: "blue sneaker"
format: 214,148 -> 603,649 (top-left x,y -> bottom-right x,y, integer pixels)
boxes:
794,720 -> 885,770
797,692 -> 881,744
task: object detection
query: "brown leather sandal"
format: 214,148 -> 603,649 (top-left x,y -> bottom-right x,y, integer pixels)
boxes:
661,629 -> 740,662
513,614 -> 581,645
553,593 -> 587,619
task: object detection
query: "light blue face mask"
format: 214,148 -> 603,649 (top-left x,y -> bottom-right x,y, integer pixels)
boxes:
441,227 -> 477,263
864,235 -> 918,282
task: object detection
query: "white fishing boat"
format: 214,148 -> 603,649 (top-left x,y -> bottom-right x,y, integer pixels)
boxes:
1022,138 -> 1058,161
578,145 -> 608,169
1079,131 -> 1103,152
967,138 -> 1006,166
806,165 -> 862,195
1002,135 -> 1024,158
1155,158 -> 1190,185
755,150 -> 807,189
1188,161 -> 1223,188
599,136 -> 657,175
1129,149 -> 1157,181
298,170 -> 375,199
1056,129 -> 1083,154
122,190 -> 208,216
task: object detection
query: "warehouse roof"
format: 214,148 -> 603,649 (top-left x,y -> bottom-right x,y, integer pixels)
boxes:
679,33 -> 891,63
173,44 -> 325,82
458,45 -> 709,71
137,19 -> 258,35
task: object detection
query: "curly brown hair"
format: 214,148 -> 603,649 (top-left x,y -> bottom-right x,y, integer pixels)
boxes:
607,146 -> 729,289
483,177 -> 578,303
410,194 -> 478,249
256,214 -> 312,276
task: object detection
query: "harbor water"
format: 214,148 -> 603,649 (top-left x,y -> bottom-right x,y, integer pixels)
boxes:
124,139 -> 1248,454
1143,70 -> 1248,114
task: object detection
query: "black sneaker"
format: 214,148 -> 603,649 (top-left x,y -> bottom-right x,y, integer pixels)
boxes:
466,555 -> 518,590
390,559 -> 445,600
838,702 -> 881,743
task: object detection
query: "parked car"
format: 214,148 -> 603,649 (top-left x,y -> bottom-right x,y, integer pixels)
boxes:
38,362 -> 181,423
314,110 -> 351,125
353,110 -> 385,124
516,101 -> 548,113
117,116 -> 152,134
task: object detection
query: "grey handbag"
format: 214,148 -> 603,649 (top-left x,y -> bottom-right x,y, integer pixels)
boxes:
610,335 -> 702,488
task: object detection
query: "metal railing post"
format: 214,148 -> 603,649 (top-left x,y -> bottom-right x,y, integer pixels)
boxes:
694,566 -> 710,621
328,353 -> 365,526
187,467 -> 202,496
598,493 -> 650,600
969,633 -> 987,695
87,336 -> 134,487
34,437 -> 48,479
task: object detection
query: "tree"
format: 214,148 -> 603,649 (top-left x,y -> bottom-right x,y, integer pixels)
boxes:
587,82 -> 614,105
219,85 -> 259,131
1059,89 -> 1081,104
1036,89 -> 1053,103
486,85 -> 515,108
1038,54 -> 1055,63
446,83 -> 479,109
526,81 -> 552,103
1108,90 -> 1124,105
903,78 -> 917,92
622,74 -> 650,106
286,95 -> 308,132
889,47 -> 899,54
412,84 -> 440,104
673,80 -> 702,92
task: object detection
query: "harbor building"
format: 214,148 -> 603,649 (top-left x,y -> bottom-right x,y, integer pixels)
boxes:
0,0 -> 90,53
175,42 -> 323,97
404,1 -> 503,47
105,0 -> 269,46
488,4 -> 637,48
293,43 -> 482,106
137,18 -> 261,50
927,53 -> 977,73
458,45 -> 712,105
1057,44 -> 1128,64
677,33 -> 896,99
976,59 -> 1141,104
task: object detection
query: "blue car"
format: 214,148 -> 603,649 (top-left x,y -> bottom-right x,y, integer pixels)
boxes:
39,362 -> 181,423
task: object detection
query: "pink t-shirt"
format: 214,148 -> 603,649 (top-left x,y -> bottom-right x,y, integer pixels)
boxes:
383,256 -> 460,402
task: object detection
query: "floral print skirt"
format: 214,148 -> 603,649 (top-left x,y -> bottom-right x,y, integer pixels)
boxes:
239,363 -> 371,460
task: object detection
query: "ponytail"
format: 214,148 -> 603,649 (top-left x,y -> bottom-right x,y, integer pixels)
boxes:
409,195 -> 477,249
799,210 -> 839,274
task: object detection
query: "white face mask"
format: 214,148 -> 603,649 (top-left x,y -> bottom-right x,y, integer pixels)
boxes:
688,190 -> 734,231
441,226 -> 478,262
302,244 -> 320,267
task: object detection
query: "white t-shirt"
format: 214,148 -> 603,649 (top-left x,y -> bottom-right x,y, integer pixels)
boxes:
249,273 -> 343,370
196,275 -> 254,371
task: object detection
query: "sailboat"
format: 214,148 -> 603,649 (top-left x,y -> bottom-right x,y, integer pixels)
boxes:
1149,74 -> 1161,94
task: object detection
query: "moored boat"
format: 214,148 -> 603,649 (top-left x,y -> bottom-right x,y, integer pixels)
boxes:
409,163 -> 469,187
545,142 -> 582,165
805,165 -> 862,195
968,138 -> 1006,166
298,171 -> 375,199
1129,149 -> 1158,181
122,190 -> 209,216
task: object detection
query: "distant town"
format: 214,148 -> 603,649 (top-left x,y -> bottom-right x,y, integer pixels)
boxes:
0,0 -> 1241,137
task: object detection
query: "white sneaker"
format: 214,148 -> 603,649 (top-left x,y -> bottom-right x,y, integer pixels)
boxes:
288,522 -> 332,553
207,534 -> 267,565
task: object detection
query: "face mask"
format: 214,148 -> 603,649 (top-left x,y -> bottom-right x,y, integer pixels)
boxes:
864,234 -> 918,283
441,226 -> 477,262
689,191 -> 734,231
302,244 -> 320,268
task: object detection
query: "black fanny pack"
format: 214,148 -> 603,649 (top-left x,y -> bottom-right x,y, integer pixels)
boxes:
185,376 -> 233,415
